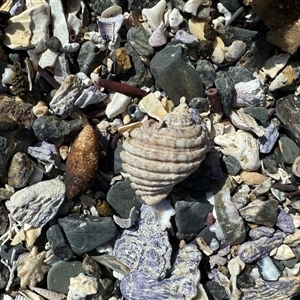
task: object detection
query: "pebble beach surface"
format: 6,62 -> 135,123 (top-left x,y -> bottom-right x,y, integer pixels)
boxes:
0,0 -> 300,299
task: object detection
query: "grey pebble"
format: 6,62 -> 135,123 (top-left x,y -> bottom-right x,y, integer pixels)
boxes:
196,59 -> 216,89
46,224 -> 73,261
219,0 -> 241,12
107,179 -> 142,218
46,37 -> 61,52
188,97 -> 210,112
281,250 -> 299,268
220,155 -> 241,176
276,94 -> 300,145
243,106 -> 269,127
228,64 -> 253,85
127,26 -> 154,56
150,43 -> 204,105
58,214 -> 118,254
279,135 -> 300,165
47,261 -> 85,294
175,200 -> 212,241
227,6 -> 246,26
32,116 -> 83,143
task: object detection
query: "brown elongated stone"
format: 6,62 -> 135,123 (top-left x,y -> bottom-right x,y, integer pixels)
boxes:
65,113 -> 99,199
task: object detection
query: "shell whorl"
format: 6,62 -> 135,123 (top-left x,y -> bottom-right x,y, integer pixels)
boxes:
120,102 -> 207,205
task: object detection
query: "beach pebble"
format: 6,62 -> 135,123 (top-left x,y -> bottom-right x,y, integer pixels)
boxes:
220,155 -> 241,175
149,22 -> 168,48
219,0 -> 240,11
239,171 -> 268,186
150,43 -> 204,105
276,209 -> 295,234
174,30 -> 199,47
257,256 -> 280,281
279,135 -> 300,165
249,226 -> 275,240
175,200 -> 213,241
58,214 -> 118,254
32,116 -> 83,143
273,244 -> 296,260
46,224 -> 73,261
127,26 -> 154,56
228,65 -> 253,85
196,59 -> 216,89
243,106 -> 269,126
47,261 -> 85,294
107,179 -> 142,218
238,232 -> 285,263
7,152 -> 34,188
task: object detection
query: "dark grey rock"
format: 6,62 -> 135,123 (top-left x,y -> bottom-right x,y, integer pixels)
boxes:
196,59 -> 216,89
46,224 -> 73,261
127,0 -> 159,10
107,179 -> 142,218
220,0 -> 240,12
217,26 -> 262,48
46,37 -> 61,52
275,95 -> 300,145
32,116 -> 83,143
220,155 -> 241,176
77,41 -> 106,74
228,64 -> 253,85
175,199 -> 213,241
0,263 -> 9,289
254,199 -> 278,227
0,136 -> 7,153
206,281 -> 230,300
215,188 -> 246,245
197,40 -> 214,59
276,209 -> 295,234
215,71 -> 235,116
127,27 -> 154,56
150,43 -> 204,105
188,97 -> 210,112
194,226 -> 217,245
243,106 -> 269,127
281,250 -> 299,268
279,135 -> 300,164
227,6 -> 246,26
113,141 -> 124,174
262,156 -> 279,174
47,261 -> 85,294
58,214 -> 118,254
237,272 -> 256,289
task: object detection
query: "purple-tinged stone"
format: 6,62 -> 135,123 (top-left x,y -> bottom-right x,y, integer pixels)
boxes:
249,226 -> 275,240
97,14 -> 124,42
276,209 -> 295,234
214,187 -> 246,245
276,94 -> 300,145
120,244 -> 201,300
196,60 -> 216,90
214,71 -> 234,116
149,21 -> 168,48
259,123 -> 279,153
74,85 -> 107,108
238,232 -> 285,263
174,30 -> 199,47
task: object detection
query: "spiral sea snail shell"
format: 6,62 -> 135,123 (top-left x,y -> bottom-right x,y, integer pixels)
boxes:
120,99 -> 207,205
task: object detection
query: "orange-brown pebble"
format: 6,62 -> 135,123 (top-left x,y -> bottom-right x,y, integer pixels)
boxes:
240,170 -> 268,186
65,117 -> 99,199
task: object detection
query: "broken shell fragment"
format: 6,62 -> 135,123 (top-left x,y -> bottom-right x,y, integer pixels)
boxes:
269,64 -> 296,92
142,0 -> 166,32
32,101 -> 49,118
223,40 -> 246,62
121,99 -> 207,205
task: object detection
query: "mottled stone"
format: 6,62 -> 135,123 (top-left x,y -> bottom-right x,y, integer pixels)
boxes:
127,26 -> 154,56
276,209 -> 295,234
46,224 -> 73,261
249,226 -> 275,240
214,71 -> 234,116
276,94 -> 300,145
215,187 -> 246,245
217,26 -> 262,48
220,155 -> 241,175
196,59 -> 216,89
47,261 -> 85,294
175,200 -> 213,241
107,179 -> 142,218
206,280 -> 230,300
77,41 -> 106,74
279,135 -> 300,164
243,106 -> 269,127
46,36 -> 61,52
32,116 -> 83,143
238,232 -> 285,263
228,65 -> 253,85
188,97 -> 210,112
7,152 -> 34,188
150,43 -> 204,105
58,214 -> 118,254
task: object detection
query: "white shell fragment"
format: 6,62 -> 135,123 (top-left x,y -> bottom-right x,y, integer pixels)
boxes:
4,1 -> 50,50
142,0 -> 167,32
223,40 -> 246,62
184,0 -> 212,16
1,67 -> 14,84
269,64 -> 296,91
105,92 -> 131,119
262,53 -> 291,78
38,49 -> 59,69
7,178 -> 66,228
168,8 -> 184,33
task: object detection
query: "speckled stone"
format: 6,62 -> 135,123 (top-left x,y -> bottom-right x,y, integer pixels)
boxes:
107,179 -> 142,218
276,95 -> 300,145
77,41 -> 106,74
243,106 -> 269,127
215,71 -> 235,116
46,37 -> 61,52
188,97 -> 210,112
127,26 -> 154,56
175,199 -> 213,241
32,116 -> 83,143
58,214 -> 118,254
196,60 -> 216,89
46,224 -> 73,261
220,155 -> 241,175
7,152 -> 34,188
279,135 -> 300,165
47,261 -> 85,294
227,65 -> 253,85
150,43 -> 204,105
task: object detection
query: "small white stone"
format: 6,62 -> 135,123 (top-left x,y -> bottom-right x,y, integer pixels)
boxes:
283,229 -> 300,247
211,47 -> 224,64
168,8 -> 184,33
1,67 -> 14,84
272,244 -> 295,260
105,92 -> 131,119
223,40 -> 246,62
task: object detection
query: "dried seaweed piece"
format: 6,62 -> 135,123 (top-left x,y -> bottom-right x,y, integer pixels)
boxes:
65,112 -> 100,199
